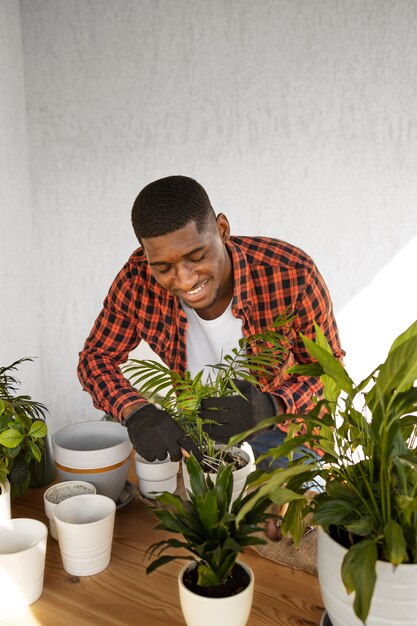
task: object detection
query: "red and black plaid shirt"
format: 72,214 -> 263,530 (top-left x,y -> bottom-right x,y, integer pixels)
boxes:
78,236 -> 344,422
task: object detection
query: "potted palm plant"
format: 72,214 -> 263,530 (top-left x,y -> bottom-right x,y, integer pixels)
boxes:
146,452 -> 307,626
123,313 -> 291,499
233,318 -> 417,625
0,357 -> 48,519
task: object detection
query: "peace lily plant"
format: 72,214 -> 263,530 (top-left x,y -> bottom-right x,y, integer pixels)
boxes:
231,318 -> 417,624
0,358 -> 48,496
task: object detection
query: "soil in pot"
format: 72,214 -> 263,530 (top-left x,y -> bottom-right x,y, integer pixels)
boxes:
183,562 -> 250,598
201,450 -> 248,472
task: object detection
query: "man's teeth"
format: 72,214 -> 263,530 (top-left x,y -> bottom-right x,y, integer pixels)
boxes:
187,282 -> 206,295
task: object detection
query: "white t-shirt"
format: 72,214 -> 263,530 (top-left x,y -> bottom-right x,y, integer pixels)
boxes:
181,300 -> 244,383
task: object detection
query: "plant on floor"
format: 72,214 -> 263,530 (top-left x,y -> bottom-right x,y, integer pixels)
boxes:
146,453 -> 306,593
0,358 -> 48,496
232,319 -> 417,623
123,313 -> 292,461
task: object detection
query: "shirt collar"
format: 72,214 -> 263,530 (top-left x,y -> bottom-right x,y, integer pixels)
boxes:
226,238 -> 253,315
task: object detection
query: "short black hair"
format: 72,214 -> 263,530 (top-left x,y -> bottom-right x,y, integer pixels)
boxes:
131,175 -> 216,241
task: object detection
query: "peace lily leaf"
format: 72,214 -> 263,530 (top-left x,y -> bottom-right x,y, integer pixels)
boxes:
383,519 -> 407,565
299,333 -> 354,394
341,539 -> 377,623
387,319 -> 417,355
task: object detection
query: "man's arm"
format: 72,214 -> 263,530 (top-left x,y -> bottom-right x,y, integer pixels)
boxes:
266,264 -> 344,416
77,267 -> 147,420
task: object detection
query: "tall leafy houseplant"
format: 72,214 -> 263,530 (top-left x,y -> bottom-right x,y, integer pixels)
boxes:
123,313 -> 292,461
233,319 -> 417,623
0,358 -> 48,495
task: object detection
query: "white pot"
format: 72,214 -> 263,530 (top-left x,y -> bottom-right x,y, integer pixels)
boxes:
0,518 -> 48,607
44,480 -> 97,539
182,443 -> 255,505
53,493 -> 116,576
52,420 -> 132,502
318,526 -> 417,625
0,478 -> 11,521
134,453 -> 179,499
178,560 -> 254,626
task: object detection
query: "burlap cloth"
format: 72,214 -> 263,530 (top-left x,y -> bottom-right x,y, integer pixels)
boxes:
136,468 -> 318,577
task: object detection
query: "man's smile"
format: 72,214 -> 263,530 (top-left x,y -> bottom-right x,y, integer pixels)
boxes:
186,279 -> 208,296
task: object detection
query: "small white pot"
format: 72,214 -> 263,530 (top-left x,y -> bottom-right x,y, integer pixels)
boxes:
52,420 -> 132,502
318,526 -> 417,625
182,443 -> 255,505
0,518 -> 48,607
134,453 -> 179,499
0,478 -> 11,521
178,560 -> 254,626
44,480 -> 97,539
53,493 -> 116,576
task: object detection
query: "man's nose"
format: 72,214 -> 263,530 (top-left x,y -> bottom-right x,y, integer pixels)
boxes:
174,263 -> 196,291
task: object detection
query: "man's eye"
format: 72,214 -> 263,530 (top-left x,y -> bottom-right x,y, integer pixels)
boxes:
156,266 -> 171,274
190,255 -> 205,263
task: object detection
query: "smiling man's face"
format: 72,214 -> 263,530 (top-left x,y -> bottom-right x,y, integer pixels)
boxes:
141,214 -> 233,320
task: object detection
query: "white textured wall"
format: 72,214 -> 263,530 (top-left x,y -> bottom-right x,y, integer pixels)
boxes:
0,1 -> 40,396
2,0 -> 416,432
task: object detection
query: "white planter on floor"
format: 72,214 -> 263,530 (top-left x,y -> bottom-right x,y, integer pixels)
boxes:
178,560 -> 254,626
182,443 -> 254,504
0,478 -> 11,521
134,453 -> 179,499
318,526 -> 417,626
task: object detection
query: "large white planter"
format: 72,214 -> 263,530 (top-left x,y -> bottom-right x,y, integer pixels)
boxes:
0,478 -> 11,521
182,444 -> 255,505
52,420 -> 132,502
178,560 -> 254,626
318,526 -> 417,626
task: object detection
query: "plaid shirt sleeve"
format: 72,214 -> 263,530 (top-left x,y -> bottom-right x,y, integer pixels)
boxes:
77,265 -> 146,420
265,264 -> 344,419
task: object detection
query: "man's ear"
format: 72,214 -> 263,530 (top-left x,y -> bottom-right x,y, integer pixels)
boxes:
216,213 -> 230,242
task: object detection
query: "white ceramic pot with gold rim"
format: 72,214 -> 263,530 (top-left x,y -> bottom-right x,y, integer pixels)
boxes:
52,421 -> 132,502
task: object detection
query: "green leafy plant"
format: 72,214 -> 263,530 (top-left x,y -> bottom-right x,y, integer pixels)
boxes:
233,319 -> 417,623
123,313 -> 292,459
146,453 -> 306,591
0,358 -> 48,495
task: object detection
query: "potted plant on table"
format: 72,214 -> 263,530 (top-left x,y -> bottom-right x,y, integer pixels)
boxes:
0,357 -> 48,519
235,318 -> 417,625
123,313 -> 292,500
146,452 -> 307,626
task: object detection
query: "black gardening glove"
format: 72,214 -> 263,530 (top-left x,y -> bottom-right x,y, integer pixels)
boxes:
200,380 -> 276,443
126,404 -> 202,462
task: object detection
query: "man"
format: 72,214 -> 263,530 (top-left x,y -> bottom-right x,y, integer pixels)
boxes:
78,175 -> 344,466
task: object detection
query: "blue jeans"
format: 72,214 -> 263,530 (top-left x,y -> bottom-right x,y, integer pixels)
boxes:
249,428 -> 324,490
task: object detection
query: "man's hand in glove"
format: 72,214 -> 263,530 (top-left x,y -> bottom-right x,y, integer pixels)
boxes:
125,404 -> 202,462
200,379 -> 278,443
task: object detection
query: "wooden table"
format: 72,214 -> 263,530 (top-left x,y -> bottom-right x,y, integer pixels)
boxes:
7,461 -> 324,626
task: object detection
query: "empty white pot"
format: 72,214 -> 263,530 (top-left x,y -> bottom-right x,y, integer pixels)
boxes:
52,420 -> 132,502
134,453 -> 179,499
53,493 -> 116,576
0,518 -> 48,606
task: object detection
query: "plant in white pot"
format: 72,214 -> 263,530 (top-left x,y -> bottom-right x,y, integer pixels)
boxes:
123,313 -> 291,499
236,319 -> 417,625
146,453 -> 306,626
0,358 -> 48,519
